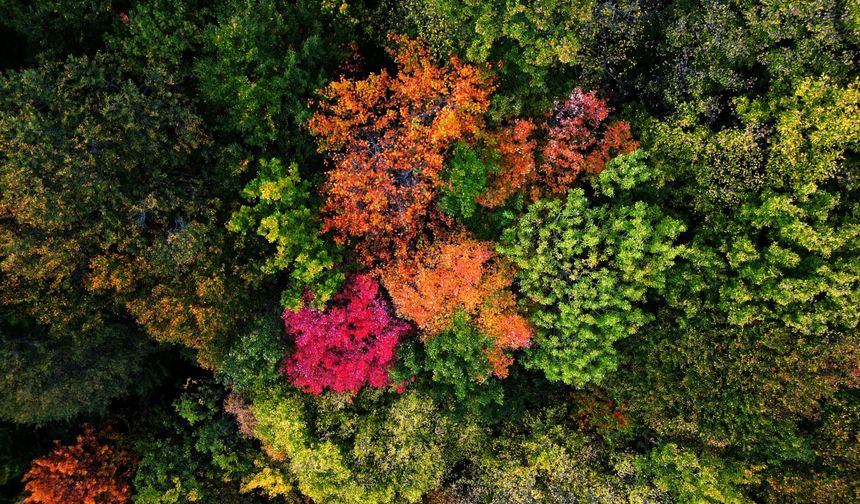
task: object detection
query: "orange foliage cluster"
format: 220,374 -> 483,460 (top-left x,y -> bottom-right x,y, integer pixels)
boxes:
22,424 -> 135,504
478,118 -> 538,207
381,234 -> 532,377
481,88 -> 638,206
308,36 -> 494,265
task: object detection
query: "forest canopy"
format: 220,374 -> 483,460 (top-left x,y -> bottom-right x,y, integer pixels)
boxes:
0,0 -> 857,503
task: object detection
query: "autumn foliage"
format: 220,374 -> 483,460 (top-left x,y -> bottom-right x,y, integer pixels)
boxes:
541,88 -> 638,192
478,118 -> 539,207
381,234 -> 532,377
22,424 -> 135,504
481,88 -> 638,206
308,36 -> 494,265
281,274 -> 411,394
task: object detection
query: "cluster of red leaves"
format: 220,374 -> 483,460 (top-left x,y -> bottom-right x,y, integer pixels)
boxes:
22,424 -> 134,504
381,234 -> 532,377
570,389 -> 628,433
481,88 -> 638,206
281,274 -> 411,394
308,36 -> 494,265
542,88 -> 638,192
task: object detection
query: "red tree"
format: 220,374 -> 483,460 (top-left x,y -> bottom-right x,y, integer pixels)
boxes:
479,88 -> 638,206
282,274 -> 411,394
308,36 -> 494,266
381,234 -> 532,377
541,87 -> 638,193
22,424 -> 134,504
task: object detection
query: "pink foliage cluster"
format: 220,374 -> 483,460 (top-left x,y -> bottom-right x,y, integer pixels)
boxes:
281,274 -> 410,394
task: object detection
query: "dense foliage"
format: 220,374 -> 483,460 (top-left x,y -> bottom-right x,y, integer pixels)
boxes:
2,1 -> 857,503
22,424 -> 135,504
281,274 -> 410,394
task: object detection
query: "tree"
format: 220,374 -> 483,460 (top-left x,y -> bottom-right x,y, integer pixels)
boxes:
390,311 -> 505,412
228,158 -> 344,309
629,443 -> 756,504
381,234 -> 532,378
308,36 -> 494,265
194,0 -> 356,154
499,151 -> 685,385
0,0 -> 123,61
282,274 -> 411,394
458,404 -> 667,503
133,381 -> 294,504
540,88 -> 638,193
22,424 -> 135,504
607,76 -> 860,497
0,52 -> 258,368
391,0 -> 595,117
248,387 -> 483,503
0,310 -> 158,425
439,142 -> 501,222
476,119 -> 538,208
478,88 -> 637,208
640,0 -> 858,117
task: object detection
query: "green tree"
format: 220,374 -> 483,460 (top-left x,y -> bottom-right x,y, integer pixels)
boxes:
391,311 -> 505,416
0,310 -> 157,425
499,151 -> 685,385
133,381 -> 296,503
628,443 -> 756,504
228,158 -> 343,309
249,387 -> 483,503
0,53 -> 259,367
608,77 -> 860,496
0,0 -> 123,61
394,0 -> 594,117
641,0 -> 858,116
194,0 -> 354,154
459,405 -> 666,503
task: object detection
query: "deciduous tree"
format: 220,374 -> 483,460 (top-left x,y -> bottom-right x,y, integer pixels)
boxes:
22,424 -> 135,504
308,36 -> 494,265
382,234 -> 532,377
499,151 -> 684,385
282,274 -> 411,394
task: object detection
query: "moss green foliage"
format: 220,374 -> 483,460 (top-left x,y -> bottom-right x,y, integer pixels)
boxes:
228,159 -> 343,308
391,311 -> 504,415
0,311 -> 158,425
216,314 -> 285,393
105,0 -> 212,74
133,382 -> 296,503
249,388 -> 482,503
607,72 -> 860,501
647,0 -> 858,115
499,151 -> 685,385
439,143 -> 498,222
455,405 -> 663,503
0,51 -> 260,368
194,0 -> 353,154
631,443 -> 756,504
0,0 -> 121,59
395,0 -> 593,116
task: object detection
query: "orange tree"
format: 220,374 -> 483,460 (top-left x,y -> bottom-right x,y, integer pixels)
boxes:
308,36 -> 494,266
381,233 -> 532,379
22,424 -> 135,504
